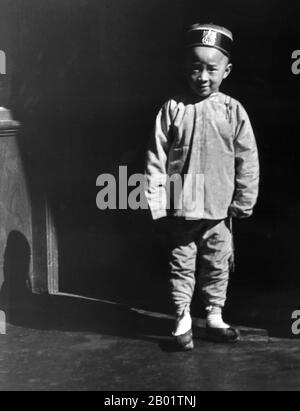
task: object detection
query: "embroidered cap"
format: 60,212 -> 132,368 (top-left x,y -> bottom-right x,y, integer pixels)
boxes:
186,23 -> 233,58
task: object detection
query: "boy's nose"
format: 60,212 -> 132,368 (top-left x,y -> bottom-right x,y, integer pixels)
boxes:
197,70 -> 209,82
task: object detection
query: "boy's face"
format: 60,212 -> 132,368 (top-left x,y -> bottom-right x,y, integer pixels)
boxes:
186,46 -> 232,98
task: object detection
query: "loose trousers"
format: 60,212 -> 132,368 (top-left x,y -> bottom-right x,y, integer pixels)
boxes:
167,218 -> 232,317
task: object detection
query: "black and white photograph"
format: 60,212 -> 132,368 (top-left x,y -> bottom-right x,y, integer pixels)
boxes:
0,0 -> 300,393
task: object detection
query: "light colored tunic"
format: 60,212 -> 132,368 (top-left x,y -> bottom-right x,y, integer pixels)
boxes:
145,91 -> 259,220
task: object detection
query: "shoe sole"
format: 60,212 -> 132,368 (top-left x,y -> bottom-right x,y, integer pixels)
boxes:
174,329 -> 194,351
205,327 -> 241,343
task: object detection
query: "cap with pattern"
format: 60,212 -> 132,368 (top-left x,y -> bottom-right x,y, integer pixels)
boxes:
186,23 -> 233,57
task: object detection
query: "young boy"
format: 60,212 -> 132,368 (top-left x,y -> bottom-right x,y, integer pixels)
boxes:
144,24 -> 259,349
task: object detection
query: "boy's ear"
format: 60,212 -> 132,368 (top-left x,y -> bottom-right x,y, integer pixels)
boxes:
223,63 -> 232,79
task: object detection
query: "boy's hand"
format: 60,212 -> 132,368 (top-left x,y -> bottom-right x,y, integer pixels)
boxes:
229,205 -> 253,219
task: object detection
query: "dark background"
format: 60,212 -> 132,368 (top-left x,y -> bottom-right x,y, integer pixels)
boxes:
1,0 -> 300,312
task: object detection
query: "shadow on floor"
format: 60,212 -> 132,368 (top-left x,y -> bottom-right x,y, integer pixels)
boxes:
0,293 -> 186,350
0,286 -> 298,347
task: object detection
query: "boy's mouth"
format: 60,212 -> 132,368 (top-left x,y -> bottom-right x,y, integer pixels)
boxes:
197,82 -> 210,89
198,85 -> 210,93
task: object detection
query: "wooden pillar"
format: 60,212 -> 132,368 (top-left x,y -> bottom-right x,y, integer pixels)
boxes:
0,108 -> 30,291
0,107 -> 58,296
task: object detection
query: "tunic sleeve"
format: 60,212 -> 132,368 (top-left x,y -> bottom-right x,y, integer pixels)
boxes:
229,103 -> 260,218
144,101 -> 174,220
